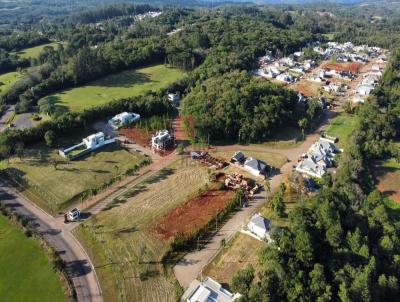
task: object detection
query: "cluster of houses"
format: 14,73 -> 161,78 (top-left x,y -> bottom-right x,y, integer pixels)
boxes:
295,136 -> 342,178
256,50 -> 317,83
353,64 -> 385,103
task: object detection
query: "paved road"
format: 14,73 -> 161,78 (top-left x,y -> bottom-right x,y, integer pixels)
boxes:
173,113 -> 335,289
0,179 -> 102,302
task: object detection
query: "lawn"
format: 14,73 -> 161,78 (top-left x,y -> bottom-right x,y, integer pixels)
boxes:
1,141 -> 145,213
14,42 -> 64,59
203,232 -> 263,286
211,149 -> 288,169
38,64 -> 185,112
0,71 -> 21,95
325,113 -> 358,147
253,126 -> 303,149
0,215 -> 65,302
75,160 -> 210,302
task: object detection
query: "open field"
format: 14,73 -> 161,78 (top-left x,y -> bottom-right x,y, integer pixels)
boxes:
1,141 -> 145,212
14,42 -> 64,59
375,158 -> 400,204
0,71 -> 21,95
75,160 -> 210,302
203,232 -> 262,286
0,215 -> 65,302
39,64 -> 185,112
291,80 -> 322,97
325,113 -> 358,147
210,150 -> 287,169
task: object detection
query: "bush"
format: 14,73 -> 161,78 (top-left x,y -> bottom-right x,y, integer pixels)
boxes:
44,130 -> 57,147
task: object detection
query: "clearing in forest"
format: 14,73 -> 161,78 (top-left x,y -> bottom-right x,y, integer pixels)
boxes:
0,71 -> 21,96
375,158 -> 400,204
14,42 -> 65,59
38,64 -> 185,112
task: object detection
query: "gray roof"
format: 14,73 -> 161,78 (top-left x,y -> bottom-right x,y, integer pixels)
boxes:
231,151 -> 245,162
244,158 -> 267,172
250,214 -> 270,231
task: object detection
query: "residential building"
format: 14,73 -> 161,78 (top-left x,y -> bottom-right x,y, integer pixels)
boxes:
168,93 -> 180,106
244,157 -> 268,178
247,213 -> 272,242
231,151 -> 245,164
108,112 -> 140,130
152,130 -> 172,150
181,277 -> 242,302
357,84 -> 374,96
83,132 -> 107,149
276,73 -> 295,83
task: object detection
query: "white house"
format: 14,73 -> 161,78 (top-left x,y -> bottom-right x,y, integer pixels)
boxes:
244,157 -> 268,178
276,73 -> 295,83
83,132 -> 108,149
181,277 -> 242,302
168,93 -> 180,105
296,157 -> 327,178
108,112 -> 140,130
357,84 -> 374,96
247,213 -> 272,242
151,130 -> 172,150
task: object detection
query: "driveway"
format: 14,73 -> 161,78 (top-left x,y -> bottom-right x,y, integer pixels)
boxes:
0,178 -> 103,302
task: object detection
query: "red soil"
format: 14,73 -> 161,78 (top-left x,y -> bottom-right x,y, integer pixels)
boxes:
153,189 -> 235,240
120,127 -> 154,147
293,82 -> 318,97
322,62 -> 364,74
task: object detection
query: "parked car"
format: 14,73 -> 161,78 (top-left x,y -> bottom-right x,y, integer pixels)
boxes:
67,208 -> 80,221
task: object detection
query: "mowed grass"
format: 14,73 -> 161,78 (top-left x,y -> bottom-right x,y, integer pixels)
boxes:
203,232 -> 263,285
0,71 -> 21,95
2,142 -> 145,212
39,64 -> 185,112
326,113 -> 358,147
14,42 -> 64,59
75,160 -> 209,302
0,215 -> 65,302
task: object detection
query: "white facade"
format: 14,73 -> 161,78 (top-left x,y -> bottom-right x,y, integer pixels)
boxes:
108,112 -> 140,129
182,277 -> 241,302
151,130 -> 172,150
247,213 -> 271,241
83,132 -> 106,149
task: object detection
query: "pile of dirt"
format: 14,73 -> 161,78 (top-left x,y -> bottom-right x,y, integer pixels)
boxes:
153,189 -> 235,240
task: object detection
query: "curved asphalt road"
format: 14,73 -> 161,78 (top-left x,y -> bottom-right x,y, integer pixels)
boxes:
0,178 -> 102,302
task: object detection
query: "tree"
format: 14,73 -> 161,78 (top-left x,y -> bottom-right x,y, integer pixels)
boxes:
44,130 -> 57,147
269,183 -> 286,217
15,142 -> 24,160
298,118 -> 308,140
264,178 -> 271,203
231,264 -> 255,296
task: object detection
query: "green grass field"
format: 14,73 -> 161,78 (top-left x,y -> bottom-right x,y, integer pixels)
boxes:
14,42 -> 64,59
0,215 -> 65,302
0,71 -> 21,95
39,64 -> 185,112
1,140 -> 145,213
326,113 -> 358,147
75,160 -> 209,302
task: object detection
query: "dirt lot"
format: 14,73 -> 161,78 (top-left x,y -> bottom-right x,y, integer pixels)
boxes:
291,80 -> 322,97
153,188 -> 234,240
120,127 -> 154,147
321,62 -> 364,74
375,159 -> 400,204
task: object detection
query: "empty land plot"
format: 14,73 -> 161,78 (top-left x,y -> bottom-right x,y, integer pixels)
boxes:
1,142 -> 145,212
14,42 -> 64,59
375,158 -> 400,204
153,188 -> 235,240
203,232 -> 262,285
38,64 -> 185,112
0,71 -> 21,95
75,160 -> 210,302
325,113 -> 358,147
321,61 -> 364,74
0,215 -> 65,302
291,80 -> 322,97
211,150 -> 287,169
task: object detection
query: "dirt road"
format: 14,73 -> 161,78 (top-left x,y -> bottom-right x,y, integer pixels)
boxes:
0,178 -> 103,302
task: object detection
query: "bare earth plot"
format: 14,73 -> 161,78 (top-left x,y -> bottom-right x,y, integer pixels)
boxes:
375,158 -> 400,204
75,160 -> 210,302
